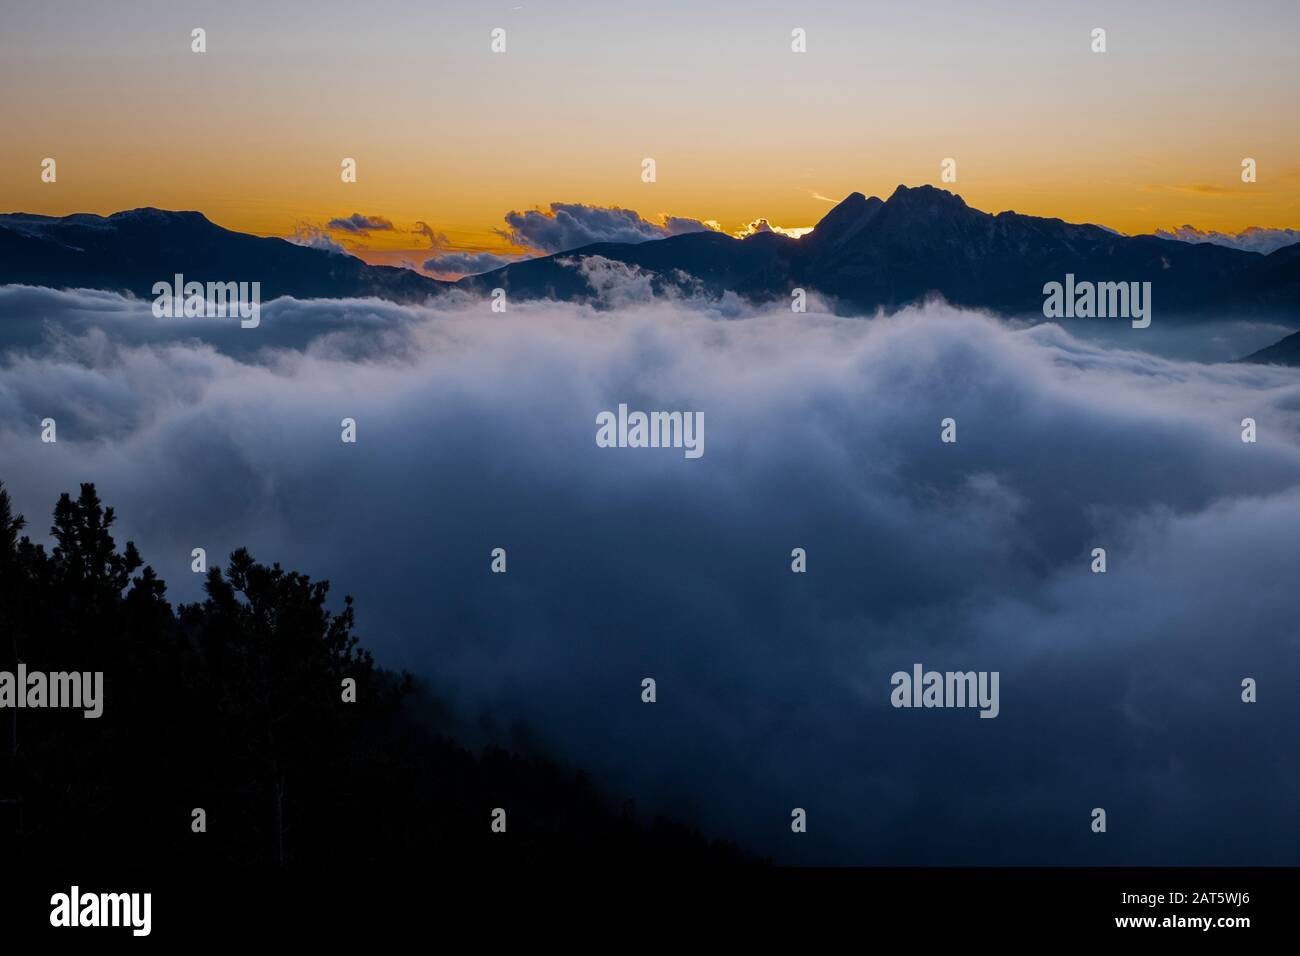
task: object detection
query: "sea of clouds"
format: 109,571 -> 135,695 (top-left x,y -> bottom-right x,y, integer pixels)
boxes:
1,275 -> 1298,864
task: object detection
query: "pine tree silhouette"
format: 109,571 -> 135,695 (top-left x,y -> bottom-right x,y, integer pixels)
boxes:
0,481 -> 751,869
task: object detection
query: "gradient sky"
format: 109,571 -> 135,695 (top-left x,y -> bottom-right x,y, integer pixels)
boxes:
2,0 -> 1298,272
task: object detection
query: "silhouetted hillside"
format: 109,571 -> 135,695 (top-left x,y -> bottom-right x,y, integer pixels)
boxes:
461,185 -> 1300,319
7,189 -> 1299,321
0,209 -> 448,303
1242,327 -> 1300,365
0,482 -> 751,869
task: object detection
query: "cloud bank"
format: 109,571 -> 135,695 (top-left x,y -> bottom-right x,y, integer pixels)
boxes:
286,225 -> 349,256
421,251 -> 526,278
734,218 -> 813,239
501,202 -> 718,254
1,282 -> 1298,865
327,213 -> 396,234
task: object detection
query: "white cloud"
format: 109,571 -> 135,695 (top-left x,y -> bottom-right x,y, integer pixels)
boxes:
2,282 -> 1299,864
734,218 -> 813,239
286,225 -> 348,255
501,202 -> 718,253
422,251 -> 526,278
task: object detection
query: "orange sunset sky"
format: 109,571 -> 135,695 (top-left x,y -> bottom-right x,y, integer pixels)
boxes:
2,0 -> 1297,275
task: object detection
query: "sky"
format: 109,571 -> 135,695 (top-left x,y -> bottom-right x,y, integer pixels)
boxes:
1,0 -> 1298,273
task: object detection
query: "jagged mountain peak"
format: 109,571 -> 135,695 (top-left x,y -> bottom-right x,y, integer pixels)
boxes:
107,207 -> 212,224
2,191 -> 1296,321
808,191 -> 884,247
884,183 -> 968,208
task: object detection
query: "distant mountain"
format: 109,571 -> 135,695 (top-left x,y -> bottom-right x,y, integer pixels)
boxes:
4,189 -> 1299,327
1155,224 -> 1300,256
0,208 -> 449,303
1242,328 -> 1300,365
461,185 -> 1300,321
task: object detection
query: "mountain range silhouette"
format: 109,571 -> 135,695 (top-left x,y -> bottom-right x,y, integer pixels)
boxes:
3,185 -> 1298,359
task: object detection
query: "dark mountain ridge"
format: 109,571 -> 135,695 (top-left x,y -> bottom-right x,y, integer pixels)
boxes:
0,208 -> 449,303
462,185 -> 1300,322
4,188 -> 1298,328
1242,327 -> 1300,365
